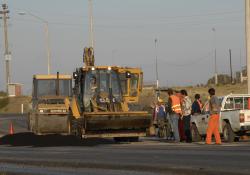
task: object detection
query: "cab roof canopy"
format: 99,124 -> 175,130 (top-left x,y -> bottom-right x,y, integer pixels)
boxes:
33,74 -> 72,80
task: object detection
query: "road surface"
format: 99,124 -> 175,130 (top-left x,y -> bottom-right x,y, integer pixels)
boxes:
0,114 -> 250,175
1,134 -> 250,175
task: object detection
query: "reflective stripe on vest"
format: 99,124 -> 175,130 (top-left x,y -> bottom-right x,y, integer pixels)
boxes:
170,95 -> 182,114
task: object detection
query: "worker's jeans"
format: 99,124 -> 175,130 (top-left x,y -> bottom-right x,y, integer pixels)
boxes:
169,113 -> 180,142
183,115 -> 192,142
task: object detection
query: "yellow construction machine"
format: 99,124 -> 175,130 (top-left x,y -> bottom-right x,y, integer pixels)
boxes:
28,73 -> 72,134
69,47 -> 151,141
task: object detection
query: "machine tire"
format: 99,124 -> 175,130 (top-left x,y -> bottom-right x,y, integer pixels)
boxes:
223,122 -> 235,142
191,124 -> 201,142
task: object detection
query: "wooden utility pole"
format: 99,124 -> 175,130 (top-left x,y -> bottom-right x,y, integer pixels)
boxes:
246,0 -> 250,93
0,3 -> 11,93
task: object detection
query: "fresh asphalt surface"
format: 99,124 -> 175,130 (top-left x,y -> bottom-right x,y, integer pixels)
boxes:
0,114 -> 250,175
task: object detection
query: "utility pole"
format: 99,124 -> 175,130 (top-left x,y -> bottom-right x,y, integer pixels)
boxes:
240,49 -> 244,83
0,3 -> 11,93
155,39 -> 159,88
88,0 -> 94,48
155,38 -> 159,100
212,28 -> 218,85
229,49 -> 233,84
246,0 -> 250,93
45,22 -> 51,75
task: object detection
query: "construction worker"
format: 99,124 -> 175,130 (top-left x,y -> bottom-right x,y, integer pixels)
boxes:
192,94 -> 203,115
90,76 -> 97,94
206,88 -> 222,145
168,89 -> 182,142
155,99 -> 167,138
180,90 -> 192,143
175,90 -> 185,141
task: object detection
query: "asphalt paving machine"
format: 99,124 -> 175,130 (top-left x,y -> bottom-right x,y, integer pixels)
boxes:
28,73 -> 72,134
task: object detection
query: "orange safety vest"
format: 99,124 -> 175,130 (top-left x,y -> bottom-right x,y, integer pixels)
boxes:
170,95 -> 182,114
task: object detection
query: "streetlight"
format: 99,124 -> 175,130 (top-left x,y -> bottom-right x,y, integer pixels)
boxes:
18,11 -> 51,75
212,27 -> 218,85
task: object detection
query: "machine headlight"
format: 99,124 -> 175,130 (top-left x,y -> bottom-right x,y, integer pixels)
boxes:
39,109 -> 44,113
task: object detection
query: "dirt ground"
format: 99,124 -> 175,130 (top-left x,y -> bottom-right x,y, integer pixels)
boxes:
0,83 -> 247,114
0,96 -> 31,114
139,83 -> 248,110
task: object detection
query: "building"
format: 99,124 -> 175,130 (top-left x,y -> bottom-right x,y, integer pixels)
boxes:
8,83 -> 23,97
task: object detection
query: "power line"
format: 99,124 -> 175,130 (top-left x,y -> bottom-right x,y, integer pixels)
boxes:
157,10 -> 243,20
11,8 -> 243,26
157,51 -> 213,67
11,16 -> 243,30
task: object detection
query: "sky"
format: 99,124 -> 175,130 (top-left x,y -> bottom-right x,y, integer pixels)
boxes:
0,0 -> 246,94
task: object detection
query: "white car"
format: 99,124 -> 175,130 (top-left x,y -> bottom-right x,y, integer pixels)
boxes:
191,94 -> 250,142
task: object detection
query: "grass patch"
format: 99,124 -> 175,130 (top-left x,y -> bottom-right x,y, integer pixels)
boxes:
0,91 -> 7,97
0,97 -> 9,109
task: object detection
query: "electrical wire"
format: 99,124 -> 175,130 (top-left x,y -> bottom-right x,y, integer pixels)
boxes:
156,51 -> 214,67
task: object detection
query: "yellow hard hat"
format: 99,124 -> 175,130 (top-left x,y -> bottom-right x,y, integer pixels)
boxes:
158,99 -> 164,103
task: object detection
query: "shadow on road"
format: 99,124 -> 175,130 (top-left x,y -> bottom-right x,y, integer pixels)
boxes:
0,132 -> 116,147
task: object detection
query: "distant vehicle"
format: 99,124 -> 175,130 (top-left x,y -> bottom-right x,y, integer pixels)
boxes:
191,94 -> 250,142
28,73 -> 72,134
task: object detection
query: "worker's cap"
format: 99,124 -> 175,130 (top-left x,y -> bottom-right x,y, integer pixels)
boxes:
158,99 -> 164,103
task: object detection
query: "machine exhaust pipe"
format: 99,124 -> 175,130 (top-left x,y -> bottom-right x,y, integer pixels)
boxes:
56,72 -> 60,96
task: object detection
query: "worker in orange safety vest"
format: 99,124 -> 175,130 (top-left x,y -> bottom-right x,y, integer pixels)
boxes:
167,89 -> 182,142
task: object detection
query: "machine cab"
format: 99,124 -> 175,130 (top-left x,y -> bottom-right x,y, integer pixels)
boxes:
74,67 -> 123,112
117,67 -> 143,103
73,66 -> 143,112
32,74 -> 72,111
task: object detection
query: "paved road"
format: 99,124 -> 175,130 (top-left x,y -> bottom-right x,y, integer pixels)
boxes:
0,134 -> 250,175
0,114 -> 250,175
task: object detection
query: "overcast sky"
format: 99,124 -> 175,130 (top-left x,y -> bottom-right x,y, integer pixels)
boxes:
0,0 -> 246,94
